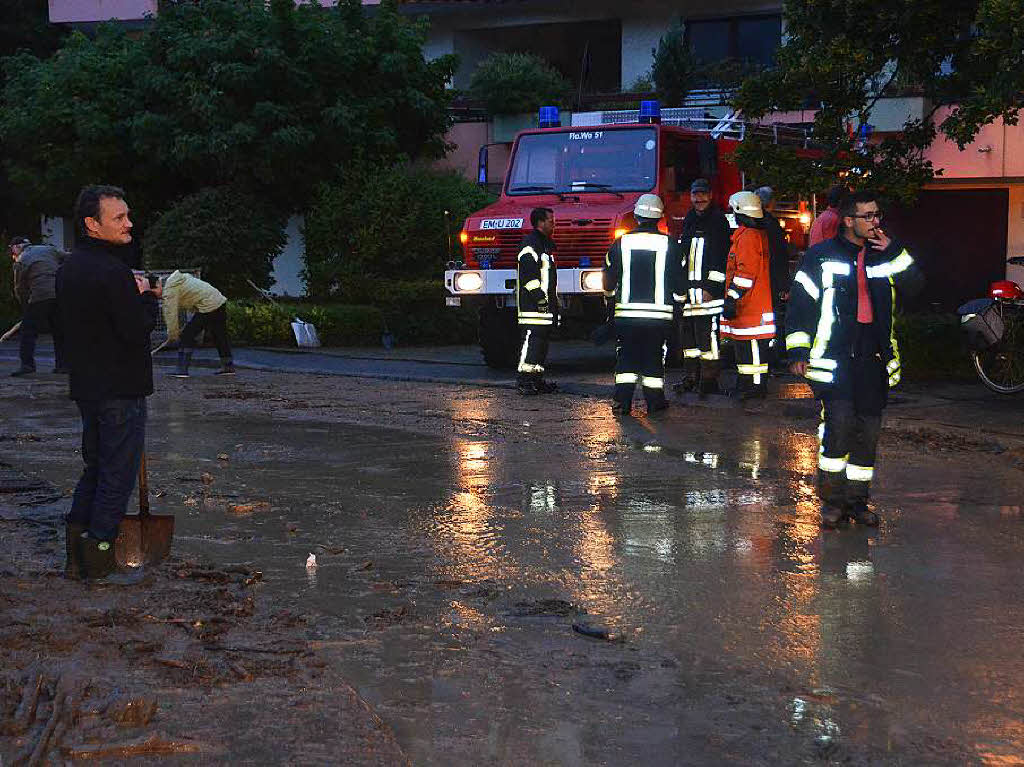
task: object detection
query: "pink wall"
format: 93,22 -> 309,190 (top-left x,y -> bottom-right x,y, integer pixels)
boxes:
49,0 -> 156,23
926,107 -> 1024,179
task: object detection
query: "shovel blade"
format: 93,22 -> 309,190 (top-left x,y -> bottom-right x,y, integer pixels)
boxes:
115,513 -> 175,567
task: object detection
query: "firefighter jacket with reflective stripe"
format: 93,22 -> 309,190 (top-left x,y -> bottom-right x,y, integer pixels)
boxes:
786,235 -> 924,387
722,224 -> 775,340
517,230 -> 558,326
679,206 -> 731,317
603,224 -> 684,322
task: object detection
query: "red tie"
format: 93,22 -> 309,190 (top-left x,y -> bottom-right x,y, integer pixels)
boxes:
857,247 -> 874,323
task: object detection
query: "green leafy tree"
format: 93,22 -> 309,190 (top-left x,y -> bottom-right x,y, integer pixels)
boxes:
0,0 -> 457,225
143,186 -> 287,294
651,20 -> 694,107
733,0 -> 1024,204
303,165 -> 495,298
468,53 -> 569,115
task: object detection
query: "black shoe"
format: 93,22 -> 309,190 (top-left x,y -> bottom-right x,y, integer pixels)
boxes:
820,505 -> 850,529
10,367 -> 34,377
674,376 -> 698,394
647,400 -> 670,416
52,366 -> 70,374
169,350 -> 192,378
848,503 -> 880,527
535,379 -> 558,393
64,521 -> 86,579
697,379 -> 721,397
611,402 -> 631,416
517,380 -> 540,396
214,359 -> 236,376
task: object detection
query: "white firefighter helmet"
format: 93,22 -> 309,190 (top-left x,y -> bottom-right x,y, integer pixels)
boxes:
633,194 -> 664,220
728,191 -> 763,219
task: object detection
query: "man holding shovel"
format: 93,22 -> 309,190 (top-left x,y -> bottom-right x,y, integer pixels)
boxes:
57,185 -> 160,584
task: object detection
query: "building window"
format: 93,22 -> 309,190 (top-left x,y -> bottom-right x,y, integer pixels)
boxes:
685,15 -> 782,68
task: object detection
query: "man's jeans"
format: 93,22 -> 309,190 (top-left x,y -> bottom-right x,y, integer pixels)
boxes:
68,398 -> 147,541
20,299 -> 65,371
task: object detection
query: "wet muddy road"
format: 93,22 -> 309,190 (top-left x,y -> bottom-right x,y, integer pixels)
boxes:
4,369 -> 1024,765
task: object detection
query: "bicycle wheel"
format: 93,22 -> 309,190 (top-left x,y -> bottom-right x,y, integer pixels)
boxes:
973,302 -> 1024,393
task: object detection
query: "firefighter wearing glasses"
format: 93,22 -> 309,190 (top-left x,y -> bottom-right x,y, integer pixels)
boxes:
722,191 -> 775,400
678,178 -> 731,395
787,190 -> 923,528
603,194 -> 685,416
516,207 -> 559,395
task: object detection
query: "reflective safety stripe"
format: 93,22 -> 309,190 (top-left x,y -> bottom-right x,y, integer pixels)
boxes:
846,464 -> 874,482
708,270 -> 726,282
524,279 -> 541,291
723,323 -> 775,336
518,311 -> 552,318
688,237 -> 705,281
762,312 -> 775,322
518,318 -> 553,325
518,330 -> 532,373
787,331 -> 811,349
865,249 -> 914,279
727,288 -> 741,299
737,363 -> 768,374
621,232 -> 669,309
888,275 -> 902,386
673,293 -> 687,303
603,289 -> 616,297
733,275 -> 754,288
886,358 -> 900,374
701,350 -> 719,360
818,455 -> 847,473
793,270 -> 820,301
683,305 -> 724,317
615,309 -> 674,320
806,369 -> 834,383
615,372 -> 639,384
809,261 -> 850,367
683,349 -> 703,358
809,357 -> 838,370
708,316 -> 720,360
518,363 -> 544,373
518,246 -> 539,261
641,376 -> 664,389
540,253 -> 551,297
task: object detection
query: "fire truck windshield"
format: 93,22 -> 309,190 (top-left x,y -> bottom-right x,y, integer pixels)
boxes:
506,128 -> 657,196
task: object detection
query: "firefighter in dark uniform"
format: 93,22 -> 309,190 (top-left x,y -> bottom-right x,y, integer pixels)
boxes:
787,190 -> 923,528
678,178 -> 731,395
516,207 -> 559,395
603,194 -> 685,416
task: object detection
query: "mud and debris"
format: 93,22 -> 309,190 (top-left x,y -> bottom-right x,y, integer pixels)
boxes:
4,365 -> 1024,764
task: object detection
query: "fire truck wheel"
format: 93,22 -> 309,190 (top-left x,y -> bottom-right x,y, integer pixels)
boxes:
479,306 -> 519,370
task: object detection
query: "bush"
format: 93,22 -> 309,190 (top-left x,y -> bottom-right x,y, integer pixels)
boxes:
0,237 -> 21,330
651,20 -> 695,106
144,186 -> 287,296
895,312 -> 974,382
468,53 -> 570,115
303,166 -> 494,298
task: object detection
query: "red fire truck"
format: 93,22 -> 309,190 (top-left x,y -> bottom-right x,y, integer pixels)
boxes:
444,103 -> 814,368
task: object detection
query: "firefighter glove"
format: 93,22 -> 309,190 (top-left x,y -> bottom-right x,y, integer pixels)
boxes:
723,296 -> 738,320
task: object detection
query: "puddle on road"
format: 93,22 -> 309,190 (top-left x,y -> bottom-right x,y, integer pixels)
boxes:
7,398 -> 1024,764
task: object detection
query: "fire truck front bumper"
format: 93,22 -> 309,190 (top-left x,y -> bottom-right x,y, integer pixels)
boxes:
443,268 -> 607,306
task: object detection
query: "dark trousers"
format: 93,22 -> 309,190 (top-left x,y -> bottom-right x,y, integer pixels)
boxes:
817,328 -> 887,507
68,398 -> 147,541
680,314 -> 721,362
734,337 -> 771,392
518,324 -> 551,375
181,305 -> 233,361
615,320 -> 669,406
19,299 -> 65,370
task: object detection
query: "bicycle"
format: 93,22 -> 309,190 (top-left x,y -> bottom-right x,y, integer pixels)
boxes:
961,256 -> 1024,394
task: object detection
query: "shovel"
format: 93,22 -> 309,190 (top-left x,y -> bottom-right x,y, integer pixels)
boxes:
115,452 -> 175,568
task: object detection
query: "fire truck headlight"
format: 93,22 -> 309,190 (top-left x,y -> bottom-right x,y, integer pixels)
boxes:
454,272 -> 484,292
799,212 -> 811,228
581,270 -> 605,292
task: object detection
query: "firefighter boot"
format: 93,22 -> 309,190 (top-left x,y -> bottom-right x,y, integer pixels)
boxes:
64,520 -> 86,580
675,359 -> 700,394
698,360 -> 721,396
818,470 -> 850,529
847,482 -> 879,526
170,350 -> 192,378
517,373 -> 540,396
79,533 -> 145,585
536,378 -> 559,394
214,357 -> 236,376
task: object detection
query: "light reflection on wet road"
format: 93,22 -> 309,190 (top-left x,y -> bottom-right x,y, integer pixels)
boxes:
7,381 -> 1024,765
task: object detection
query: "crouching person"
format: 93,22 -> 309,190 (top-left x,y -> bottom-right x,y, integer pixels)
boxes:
162,270 -> 235,377
58,185 -> 159,584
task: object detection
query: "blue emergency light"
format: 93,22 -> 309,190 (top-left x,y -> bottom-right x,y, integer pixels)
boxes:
538,106 -> 561,128
639,100 -> 661,124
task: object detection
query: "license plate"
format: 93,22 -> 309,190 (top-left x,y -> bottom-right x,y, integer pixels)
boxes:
445,297 -> 461,307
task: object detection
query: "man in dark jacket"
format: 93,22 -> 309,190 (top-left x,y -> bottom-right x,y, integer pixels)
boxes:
787,190 -> 923,528
516,207 -> 559,395
57,185 -> 161,583
9,237 -> 67,376
678,178 -> 731,395
756,186 -> 792,370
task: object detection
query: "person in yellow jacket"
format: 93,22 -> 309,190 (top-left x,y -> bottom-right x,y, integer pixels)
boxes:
161,270 -> 235,377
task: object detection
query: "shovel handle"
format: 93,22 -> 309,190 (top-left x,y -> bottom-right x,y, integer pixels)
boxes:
139,451 -> 150,516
